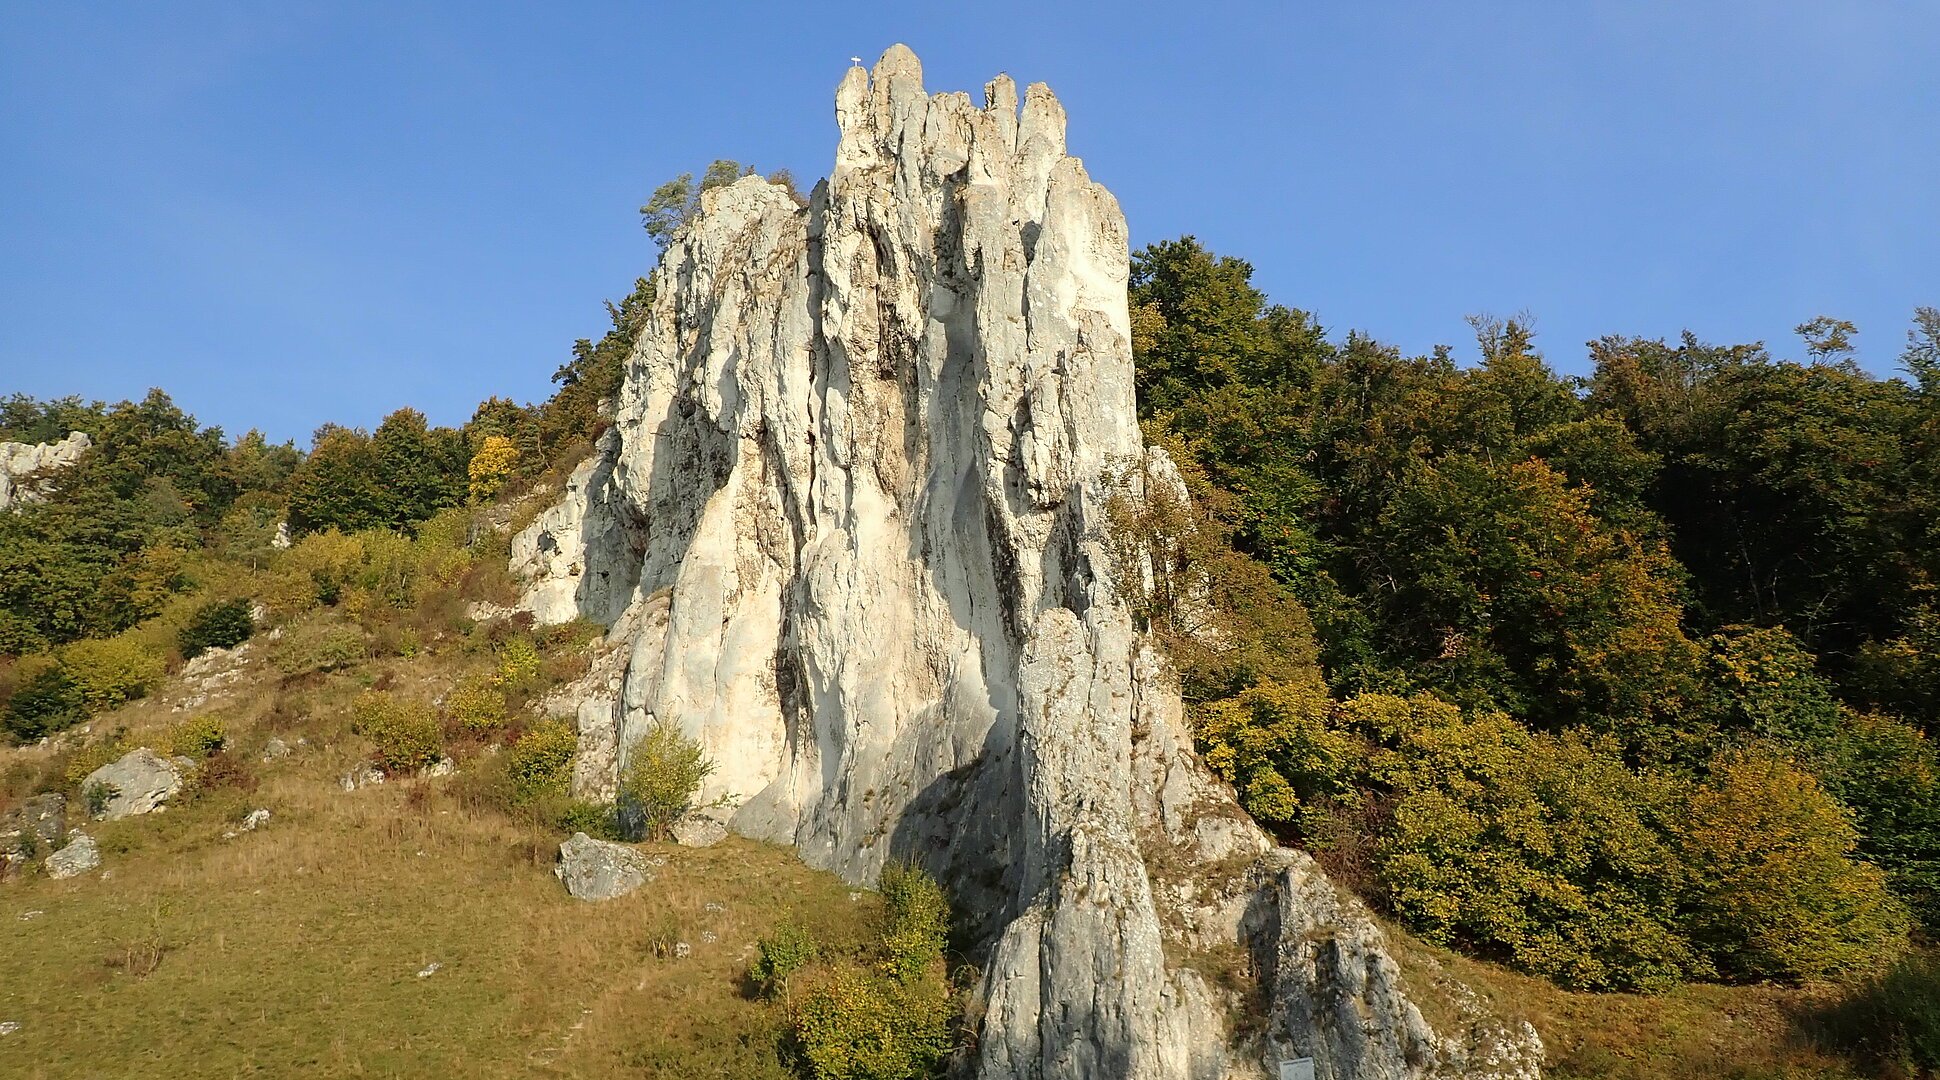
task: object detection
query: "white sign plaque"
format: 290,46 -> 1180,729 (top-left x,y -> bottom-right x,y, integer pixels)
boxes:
1279,1058 -> 1316,1080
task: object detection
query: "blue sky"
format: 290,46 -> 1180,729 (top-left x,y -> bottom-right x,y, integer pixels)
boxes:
3,2 -> 1935,444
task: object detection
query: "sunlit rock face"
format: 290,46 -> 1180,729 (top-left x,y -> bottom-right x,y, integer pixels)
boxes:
513,45 -> 1542,1080
0,431 -> 90,511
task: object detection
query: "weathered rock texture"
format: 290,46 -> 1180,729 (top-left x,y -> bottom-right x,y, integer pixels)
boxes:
44,833 -> 100,880
0,431 -> 90,511
82,748 -> 185,821
554,832 -> 657,901
514,46 -> 1541,1080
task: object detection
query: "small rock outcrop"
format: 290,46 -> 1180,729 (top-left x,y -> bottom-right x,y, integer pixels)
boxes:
82,748 -> 185,820
1,793 -> 67,852
513,46 -> 1540,1080
554,832 -> 657,900
669,814 -> 728,848
0,431 -> 90,511
45,833 -> 100,880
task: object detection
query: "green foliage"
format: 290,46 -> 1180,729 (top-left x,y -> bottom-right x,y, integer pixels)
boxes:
177,597 -> 255,659
639,159 -> 750,250
1367,697 -> 1698,991
1812,712 -> 1940,926
1679,749 -> 1910,983
268,619 -> 367,675
349,691 -> 443,774
505,719 -> 577,804
787,863 -> 954,1080
443,677 -> 508,735
3,661 -> 87,742
59,634 -> 166,712
1814,951 -> 1940,1075
285,409 -> 469,537
1195,678 -> 1350,828
63,734 -> 129,787
753,923 -> 821,1002
493,635 -> 543,692
166,715 -> 227,759
617,723 -> 715,841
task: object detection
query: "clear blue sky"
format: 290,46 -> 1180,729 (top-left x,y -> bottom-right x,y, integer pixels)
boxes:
4,2 -> 1936,445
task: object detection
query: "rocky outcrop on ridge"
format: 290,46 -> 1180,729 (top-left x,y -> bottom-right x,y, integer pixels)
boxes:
513,45 -> 1542,1080
0,431 -> 90,511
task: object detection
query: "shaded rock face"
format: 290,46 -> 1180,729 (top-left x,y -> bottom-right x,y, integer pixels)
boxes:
0,431 -> 90,511
515,45 -> 1540,1080
82,749 -> 184,821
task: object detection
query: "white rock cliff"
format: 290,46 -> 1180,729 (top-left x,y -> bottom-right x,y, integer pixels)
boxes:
0,431 -> 90,511
513,46 -> 1542,1080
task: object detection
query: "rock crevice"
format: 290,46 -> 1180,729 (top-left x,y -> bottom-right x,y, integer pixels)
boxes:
514,45 -> 1540,1080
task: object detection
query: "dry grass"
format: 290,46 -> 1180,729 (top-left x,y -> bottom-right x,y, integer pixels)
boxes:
0,623 -> 877,1079
0,767 -> 874,1078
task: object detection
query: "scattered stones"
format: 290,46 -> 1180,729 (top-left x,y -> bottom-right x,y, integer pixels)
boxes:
416,961 -> 441,978
45,833 -> 100,879
1,792 -> 66,856
553,832 -> 657,901
673,941 -> 692,959
17,910 -> 44,921
419,758 -> 456,779
339,765 -> 385,792
464,600 -> 518,623
699,930 -> 718,944
261,737 -> 291,762
224,808 -> 272,839
82,749 -> 184,821
669,813 -> 727,848
703,902 -> 726,914
0,1020 -> 18,1036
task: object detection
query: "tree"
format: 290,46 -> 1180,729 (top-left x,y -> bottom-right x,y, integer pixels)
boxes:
639,159 -> 750,250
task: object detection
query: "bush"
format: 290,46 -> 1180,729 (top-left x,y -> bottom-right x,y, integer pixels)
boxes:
1195,676 -> 1356,829
617,723 -> 715,841
61,635 -> 167,712
350,692 -> 443,774
1814,951 -> 1940,1075
1362,694 -> 1699,992
64,735 -> 129,787
270,619 -> 366,675
752,923 -> 820,1002
443,677 -> 508,735
554,799 -> 621,839
1679,749 -> 1910,983
166,715 -> 227,759
3,662 -> 87,742
789,863 -> 954,1080
177,597 -> 255,659
493,635 -> 543,692
505,719 -> 577,804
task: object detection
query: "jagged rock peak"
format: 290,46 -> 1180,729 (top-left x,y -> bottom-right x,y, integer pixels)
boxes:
0,430 -> 90,511
511,46 -> 1541,1080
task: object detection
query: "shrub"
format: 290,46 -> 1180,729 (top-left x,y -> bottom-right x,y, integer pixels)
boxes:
554,799 -> 621,840
3,662 -> 87,742
792,966 -> 953,1080
350,692 -> 443,774
468,435 -> 521,502
1679,749 -> 1910,983
166,715 -> 227,758
177,597 -> 255,659
1814,951 -> 1940,1075
187,751 -> 257,800
752,923 -> 821,1003
617,723 -> 714,841
789,863 -> 954,1080
443,677 -> 508,735
1365,695 -> 1699,991
493,635 -> 543,692
1195,676 -> 1356,829
64,736 -> 129,787
270,620 -> 366,675
1812,711 -> 1940,928
61,636 -> 167,712
505,719 -> 577,804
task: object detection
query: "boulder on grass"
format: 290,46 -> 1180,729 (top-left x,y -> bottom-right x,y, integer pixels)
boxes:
669,813 -> 728,848
0,793 -> 67,852
554,832 -> 656,901
45,833 -> 100,879
82,749 -> 184,821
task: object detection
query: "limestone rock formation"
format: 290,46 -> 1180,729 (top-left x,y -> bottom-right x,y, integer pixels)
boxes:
82,748 -> 185,821
554,832 -> 657,901
514,46 -> 1541,1080
0,431 -> 90,511
45,833 -> 100,880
